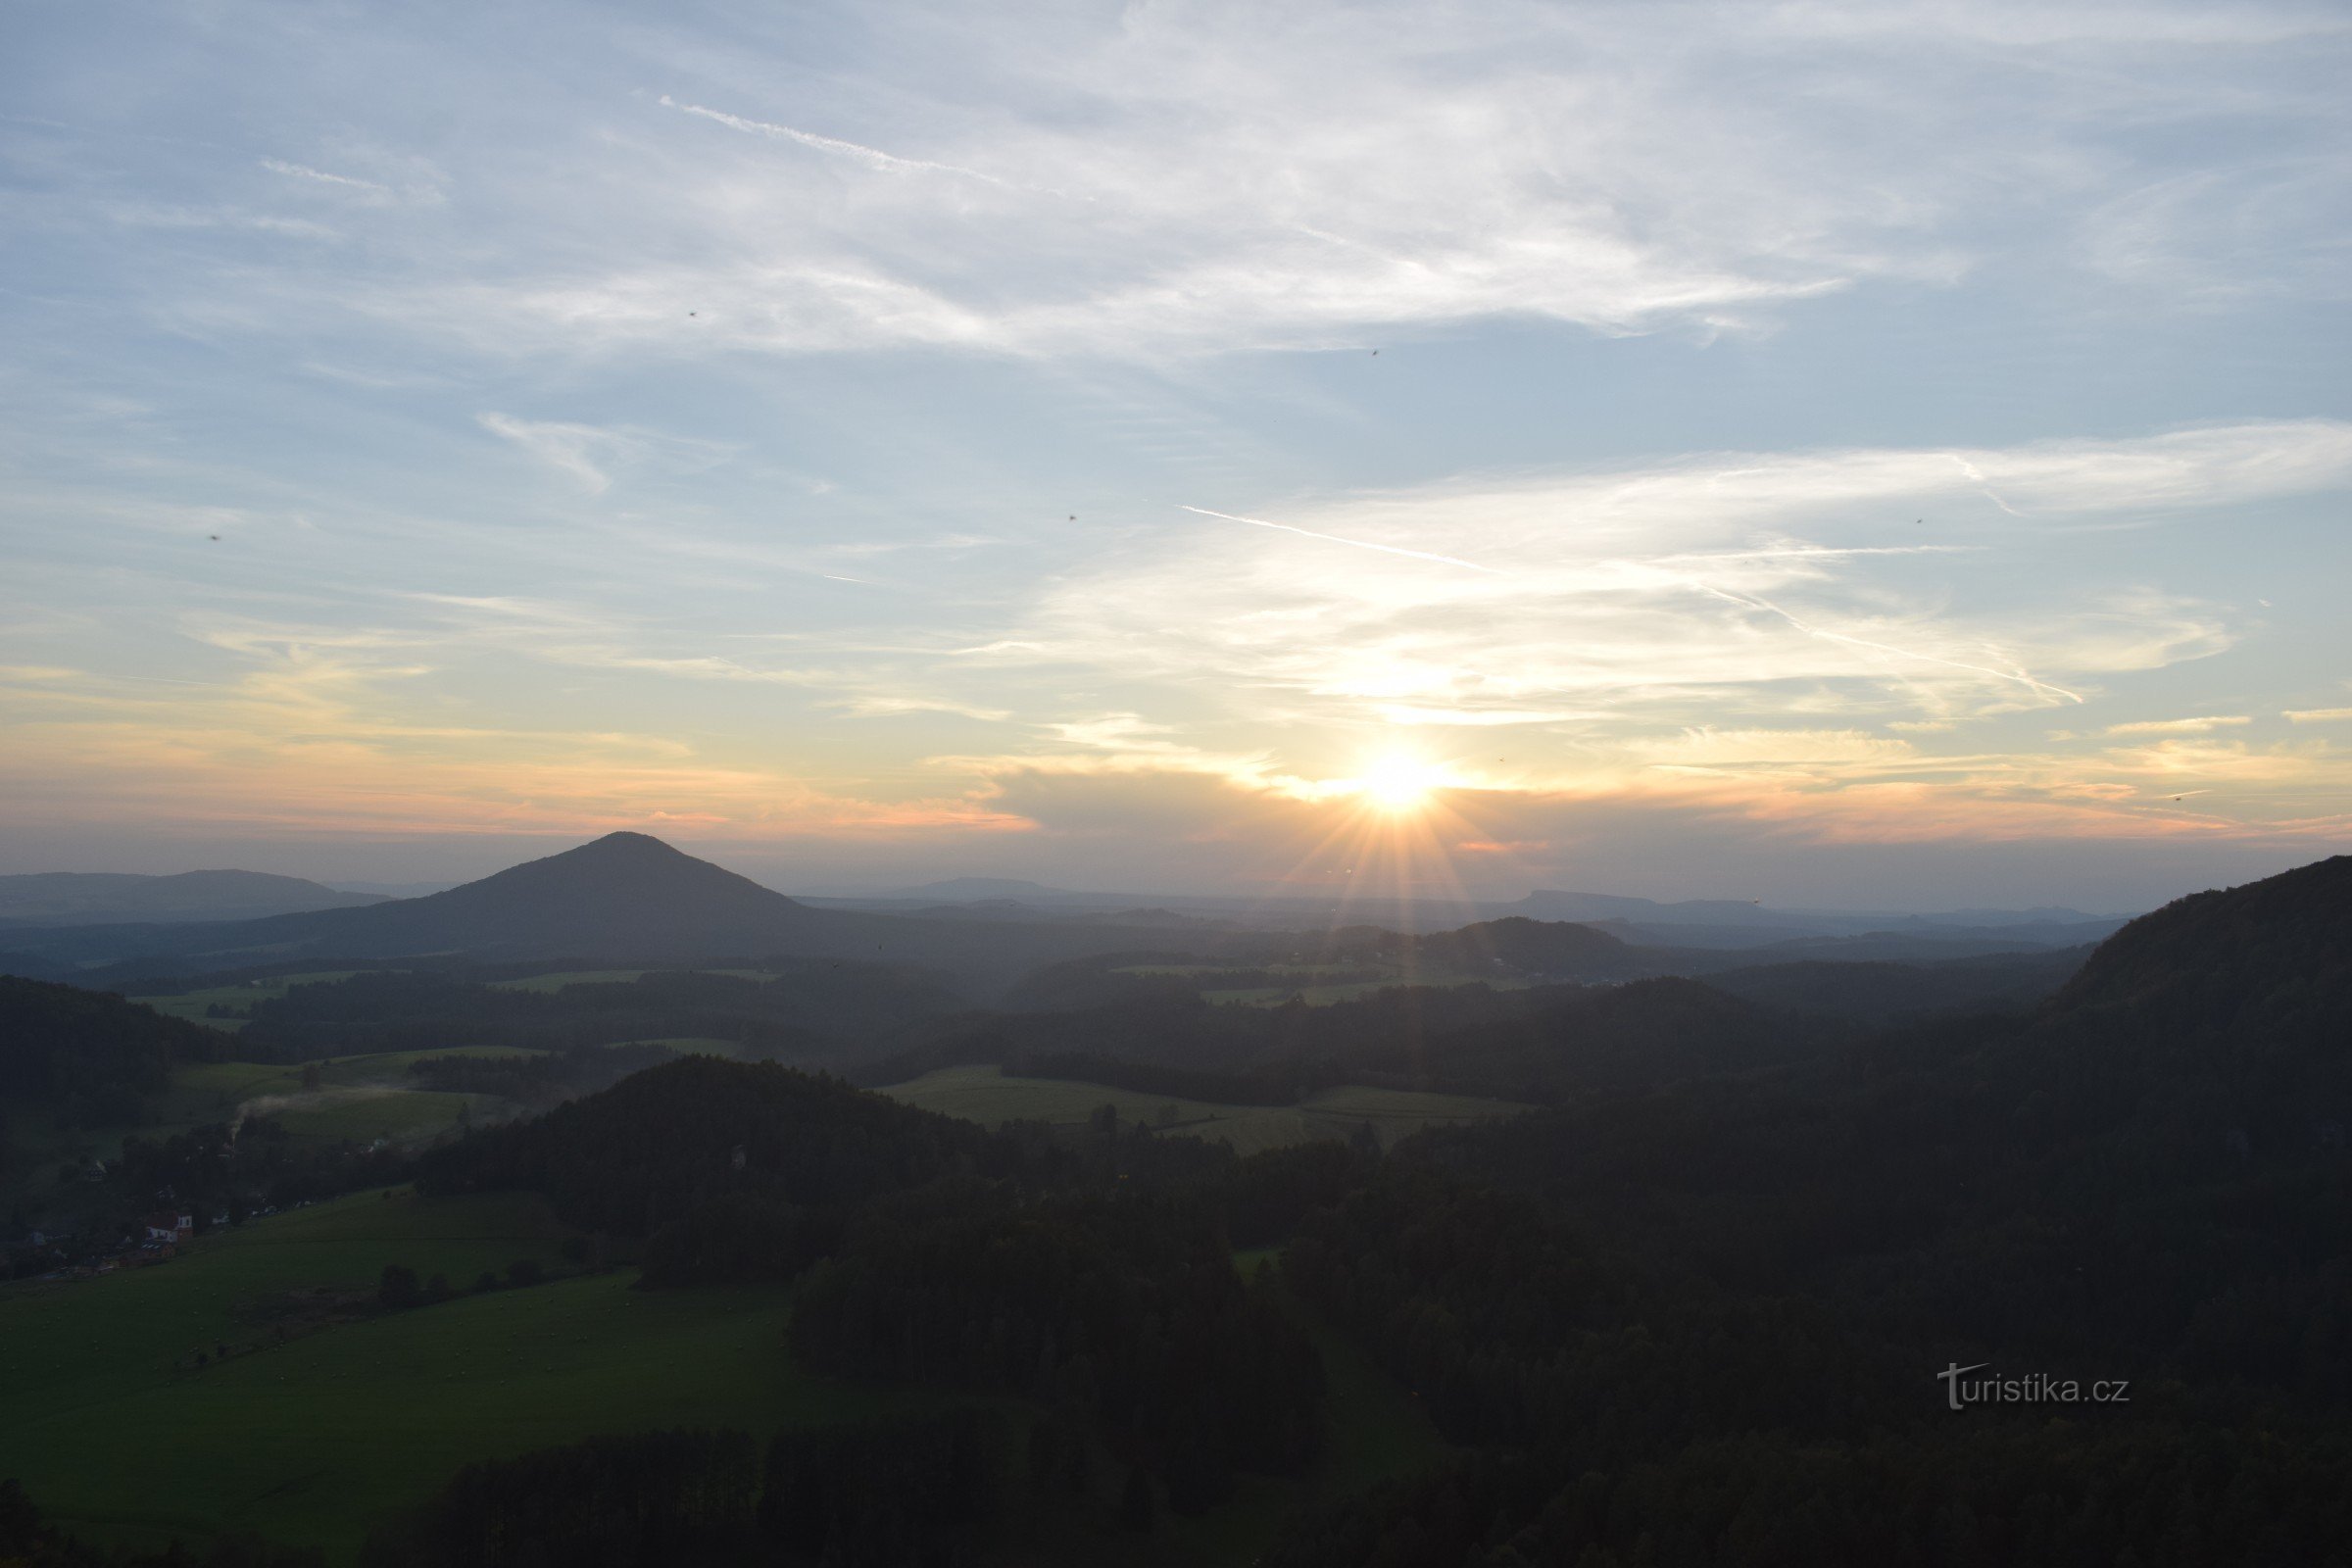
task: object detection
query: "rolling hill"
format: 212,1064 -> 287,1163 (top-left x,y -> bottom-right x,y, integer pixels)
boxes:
0,869 -> 387,927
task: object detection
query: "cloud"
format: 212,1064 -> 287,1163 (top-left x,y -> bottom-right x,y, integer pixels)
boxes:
830,694 -> 1011,721
260,159 -> 391,196
1378,706 -> 1591,727
658,96 -> 1006,185
1016,423 -> 2328,741
1640,728 -> 1916,765
278,1 -> 2336,362
2285,707 -> 2352,723
1181,506 -> 1504,574
476,413 -> 620,492
471,414 -> 732,496
2106,715 -> 2252,734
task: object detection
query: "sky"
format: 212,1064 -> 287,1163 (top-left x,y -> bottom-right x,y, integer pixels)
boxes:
3,0 -> 2348,909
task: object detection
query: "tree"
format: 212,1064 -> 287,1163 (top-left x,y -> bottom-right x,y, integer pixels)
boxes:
377,1263 -> 420,1309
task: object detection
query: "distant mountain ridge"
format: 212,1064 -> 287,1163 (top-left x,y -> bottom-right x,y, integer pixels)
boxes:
0,869 -> 387,927
0,834 -> 1262,997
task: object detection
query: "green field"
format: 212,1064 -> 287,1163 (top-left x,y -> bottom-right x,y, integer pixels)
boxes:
1,1050 -> 548,1216
879,1065 -> 1526,1154
0,1190 -> 931,1562
130,972 -> 370,1030
0,1190 -> 1449,1566
150,1050 -> 544,1149
611,1036 -> 758,1058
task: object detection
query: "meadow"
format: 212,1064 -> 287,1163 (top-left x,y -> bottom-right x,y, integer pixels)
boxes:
128,971 -> 369,1030
166,1050 -> 541,1138
1,1191 -> 1450,1566
878,1065 -> 1527,1154
0,1190 -> 919,1561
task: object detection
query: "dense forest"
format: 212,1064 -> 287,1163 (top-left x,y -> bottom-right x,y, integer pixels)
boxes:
1257,857 -> 2352,1564
230,961 -> 963,1062
413,1056 -> 1325,1497
0,975 -> 228,1128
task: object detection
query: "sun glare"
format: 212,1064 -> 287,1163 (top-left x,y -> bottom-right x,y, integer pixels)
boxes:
1355,753 -> 1444,813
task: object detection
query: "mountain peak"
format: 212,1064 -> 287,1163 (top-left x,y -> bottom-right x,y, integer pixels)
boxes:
573,830 -> 690,857
444,833 -> 794,910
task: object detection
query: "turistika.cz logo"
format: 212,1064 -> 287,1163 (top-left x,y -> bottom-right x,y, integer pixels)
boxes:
1937,1363 -> 2131,1410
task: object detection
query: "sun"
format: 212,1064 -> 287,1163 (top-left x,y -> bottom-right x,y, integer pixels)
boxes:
1354,753 -> 1445,814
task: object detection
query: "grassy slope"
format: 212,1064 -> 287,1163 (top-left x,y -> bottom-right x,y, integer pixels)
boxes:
2,1191 -> 1443,1568
129,972 -> 370,1030
146,1050 -> 543,1149
4,1190 -> 1452,1568
5,1052 -> 535,1213
878,1065 -> 1527,1154
0,1189 -> 924,1562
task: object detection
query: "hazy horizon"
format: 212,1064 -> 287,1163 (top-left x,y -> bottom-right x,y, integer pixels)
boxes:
0,822 -> 2244,917
6,2 -> 2347,913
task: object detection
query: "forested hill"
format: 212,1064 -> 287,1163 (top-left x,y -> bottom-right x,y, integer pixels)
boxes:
1262,852 -> 2352,1566
411,1055 -> 1327,1517
411,1055 -> 1008,1250
1403,914 -> 1654,980
0,974 -> 228,1126
2051,852 -> 2351,1033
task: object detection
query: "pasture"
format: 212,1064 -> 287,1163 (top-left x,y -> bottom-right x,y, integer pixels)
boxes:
149,1049 -> 546,1148
0,1190 -> 916,1562
878,1065 -> 1526,1154
130,971 -> 368,1030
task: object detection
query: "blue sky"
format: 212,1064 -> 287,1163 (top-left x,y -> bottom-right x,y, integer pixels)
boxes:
3,0 -> 2348,907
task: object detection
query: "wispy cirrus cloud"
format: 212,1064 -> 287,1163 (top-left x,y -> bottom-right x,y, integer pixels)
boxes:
1014,422 -> 2339,739
196,0 -> 2317,364
658,96 -> 1007,185
260,159 -> 390,195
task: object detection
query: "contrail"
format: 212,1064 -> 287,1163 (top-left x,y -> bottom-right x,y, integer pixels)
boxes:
1949,455 -> 2030,517
260,159 -> 389,193
1180,506 -> 1505,575
660,96 -> 1004,185
1690,579 -> 2082,704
